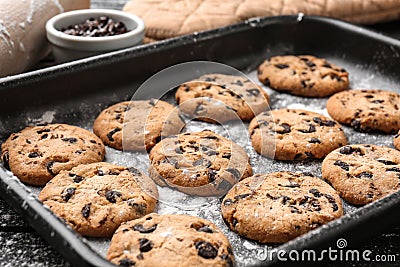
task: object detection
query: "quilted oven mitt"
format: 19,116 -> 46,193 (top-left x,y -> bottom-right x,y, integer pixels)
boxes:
123,0 -> 400,42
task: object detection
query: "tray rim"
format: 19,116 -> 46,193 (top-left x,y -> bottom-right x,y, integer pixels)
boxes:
1,15 -> 400,267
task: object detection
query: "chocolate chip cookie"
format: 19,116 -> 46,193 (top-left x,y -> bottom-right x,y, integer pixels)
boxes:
258,55 -> 349,97
1,124 -> 105,185
221,172 -> 343,243
322,144 -> 400,205
93,100 -> 185,151
107,213 -> 235,267
326,89 -> 400,133
249,109 -> 347,160
176,74 -> 270,123
38,162 -> 158,237
148,130 -> 252,196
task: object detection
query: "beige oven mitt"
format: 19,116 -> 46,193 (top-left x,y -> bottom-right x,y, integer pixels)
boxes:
123,0 -> 400,42
0,0 -> 89,77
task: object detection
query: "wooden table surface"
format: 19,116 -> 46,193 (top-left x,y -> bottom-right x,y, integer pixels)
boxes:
1,1 -> 400,266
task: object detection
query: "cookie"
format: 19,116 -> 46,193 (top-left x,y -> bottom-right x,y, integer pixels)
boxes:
258,55 -> 349,97
1,124 -> 105,185
394,131 -> 400,150
107,213 -> 235,267
221,172 -> 343,243
176,74 -> 269,123
148,130 -> 252,196
249,109 -> 347,160
93,100 -> 185,151
38,162 -> 158,237
326,89 -> 400,133
322,144 -> 400,205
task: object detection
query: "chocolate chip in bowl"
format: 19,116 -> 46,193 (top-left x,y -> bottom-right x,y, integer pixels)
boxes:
46,9 -> 144,63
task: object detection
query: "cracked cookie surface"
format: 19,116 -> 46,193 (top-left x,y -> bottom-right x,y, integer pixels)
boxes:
221,172 -> 343,243
1,124 -> 105,185
257,55 -> 349,97
148,130 -> 252,196
176,74 -> 270,123
38,162 -> 158,237
249,109 -> 347,160
322,144 -> 400,205
326,89 -> 400,133
93,100 -> 184,151
107,213 -> 234,267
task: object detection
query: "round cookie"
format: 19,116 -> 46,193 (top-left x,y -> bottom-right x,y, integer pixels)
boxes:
93,100 -> 185,151
257,55 -> 349,97
394,131 -> 400,150
221,172 -> 343,243
38,162 -> 158,237
322,144 -> 400,205
148,130 -> 252,196
176,73 -> 270,123
1,124 -> 105,185
107,213 -> 235,267
326,89 -> 400,133
249,109 -> 347,160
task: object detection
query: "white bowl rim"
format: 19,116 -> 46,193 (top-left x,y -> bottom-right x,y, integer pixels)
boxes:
46,9 -> 145,43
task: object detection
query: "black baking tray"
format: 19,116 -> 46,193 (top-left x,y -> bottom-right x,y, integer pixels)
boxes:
1,15 -> 400,267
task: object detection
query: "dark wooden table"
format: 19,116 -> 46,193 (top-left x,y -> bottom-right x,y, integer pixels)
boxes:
1,1 -> 400,266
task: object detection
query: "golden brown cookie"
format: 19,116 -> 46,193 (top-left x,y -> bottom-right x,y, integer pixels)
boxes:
249,109 -> 347,160
148,130 -> 252,196
1,124 -> 105,185
322,144 -> 400,205
221,172 -> 343,243
107,213 -> 235,267
38,162 -> 158,237
93,100 -> 185,151
176,74 -> 269,123
326,89 -> 400,133
258,55 -> 349,97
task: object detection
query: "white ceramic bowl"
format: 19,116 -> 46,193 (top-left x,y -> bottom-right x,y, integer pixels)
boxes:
46,9 -> 145,63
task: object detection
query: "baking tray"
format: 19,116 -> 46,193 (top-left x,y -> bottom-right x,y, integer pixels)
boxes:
1,15 -> 400,267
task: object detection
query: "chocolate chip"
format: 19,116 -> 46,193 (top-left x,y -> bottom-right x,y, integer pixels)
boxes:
2,152 -> 10,170
309,138 -> 321,144
62,16 -> 128,37
226,168 -> 241,180
207,169 -> 217,183
223,198 -> 234,206
81,204 -> 91,218
105,190 -> 122,203
302,172 -> 315,177
301,80 -> 307,88
222,153 -> 231,159
234,193 -> 251,200
107,128 -> 121,142
11,135 -> 19,140
62,188 -> 76,202
305,152 -> 314,158
73,175 -> 84,183
204,135 -> 218,139
206,150 -> 217,156
128,167 -> 142,176
322,63 -> 332,68
195,241 -> 218,259
282,196 -> 291,205
133,224 -> 157,233
28,152 -> 41,158
233,80 -> 243,86
356,172 -> 373,179
246,88 -> 260,96
37,129 -> 50,134
386,167 -> 400,172
263,78 -> 270,87
372,100 -> 384,104
175,147 -> 183,154
97,169 -> 105,176
128,201 -> 147,215
197,226 -> 214,233
46,161 -> 55,175
139,238 -> 153,252
281,182 -> 300,188
290,206 -> 301,214
275,64 -> 289,69
298,124 -> 316,133
137,254 -> 144,260
334,160 -> 349,171
204,77 -> 216,82
61,137 -> 77,143
118,258 -> 136,266
324,194 -> 339,211
309,189 -> 322,198
350,120 -> 362,131
277,123 -> 291,134
377,159 -> 397,165
305,61 -> 316,68
339,146 -> 353,154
